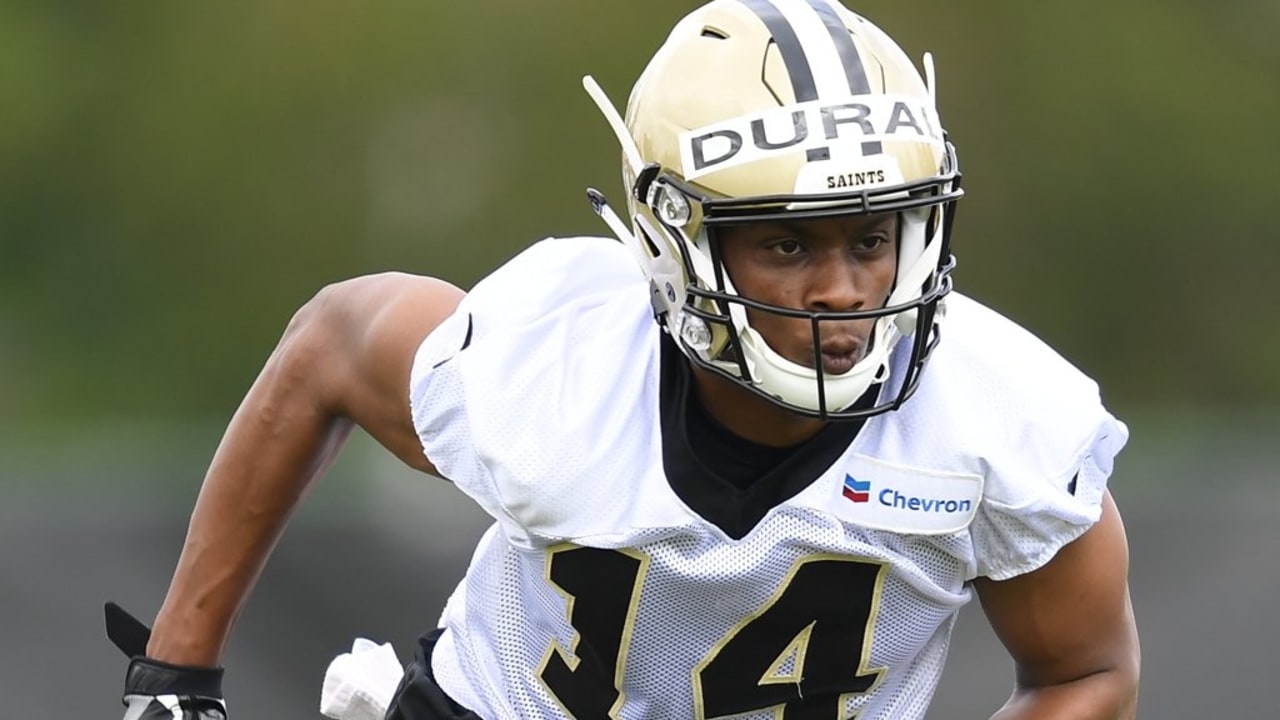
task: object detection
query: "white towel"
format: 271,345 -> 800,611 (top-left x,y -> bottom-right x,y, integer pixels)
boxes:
319,638 -> 405,720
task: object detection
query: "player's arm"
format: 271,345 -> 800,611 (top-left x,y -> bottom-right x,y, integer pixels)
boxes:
974,489 -> 1141,720
143,272 -> 464,666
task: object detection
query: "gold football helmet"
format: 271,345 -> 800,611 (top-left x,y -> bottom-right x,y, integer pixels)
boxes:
585,0 -> 962,419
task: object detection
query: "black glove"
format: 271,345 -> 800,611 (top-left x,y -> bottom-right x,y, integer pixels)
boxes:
104,602 -> 228,719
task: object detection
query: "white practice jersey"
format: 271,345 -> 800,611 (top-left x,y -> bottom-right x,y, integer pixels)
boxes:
409,236 -> 1128,720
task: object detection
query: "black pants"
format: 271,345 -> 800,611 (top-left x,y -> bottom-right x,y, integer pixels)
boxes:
384,629 -> 483,720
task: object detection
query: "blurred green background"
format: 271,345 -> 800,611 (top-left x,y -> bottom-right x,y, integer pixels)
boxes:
2,1 -> 1277,717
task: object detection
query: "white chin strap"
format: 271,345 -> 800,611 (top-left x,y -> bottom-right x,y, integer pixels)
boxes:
713,209 -> 946,414
732,320 -> 898,412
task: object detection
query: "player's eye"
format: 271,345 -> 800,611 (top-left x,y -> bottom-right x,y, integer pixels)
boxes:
852,235 -> 889,253
769,239 -> 803,256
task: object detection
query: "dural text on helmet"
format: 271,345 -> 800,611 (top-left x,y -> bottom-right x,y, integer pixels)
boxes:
679,94 -> 945,180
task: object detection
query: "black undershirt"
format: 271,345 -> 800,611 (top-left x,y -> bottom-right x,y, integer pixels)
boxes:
658,334 -> 877,540
684,377 -> 800,491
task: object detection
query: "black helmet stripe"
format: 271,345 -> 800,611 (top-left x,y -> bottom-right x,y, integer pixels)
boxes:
736,0 -> 872,98
738,0 -> 819,102
738,0 -> 881,154
807,0 -> 871,95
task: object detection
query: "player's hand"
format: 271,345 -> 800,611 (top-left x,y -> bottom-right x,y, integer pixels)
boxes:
104,602 -> 228,719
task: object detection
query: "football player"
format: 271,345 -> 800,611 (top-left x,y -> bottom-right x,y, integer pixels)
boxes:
106,1 -> 1140,718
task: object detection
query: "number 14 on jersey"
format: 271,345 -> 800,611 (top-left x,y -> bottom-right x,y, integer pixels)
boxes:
537,546 -> 889,719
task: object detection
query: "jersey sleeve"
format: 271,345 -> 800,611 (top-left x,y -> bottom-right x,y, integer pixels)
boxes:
406,236 -> 661,547
969,407 -> 1128,580
936,296 -> 1131,581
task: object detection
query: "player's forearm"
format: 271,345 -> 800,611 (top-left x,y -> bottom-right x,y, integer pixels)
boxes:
989,667 -> 1139,720
147,319 -> 354,666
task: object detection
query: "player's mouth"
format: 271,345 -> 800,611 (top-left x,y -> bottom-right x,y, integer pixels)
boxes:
820,350 -> 859,375
818,338 -> 863,376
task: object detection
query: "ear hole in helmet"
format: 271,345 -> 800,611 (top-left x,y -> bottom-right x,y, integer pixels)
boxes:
637,225 -> 662,259
700,26 -> 729,39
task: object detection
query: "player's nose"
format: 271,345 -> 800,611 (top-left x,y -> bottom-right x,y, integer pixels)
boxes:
805,251 -> 866,313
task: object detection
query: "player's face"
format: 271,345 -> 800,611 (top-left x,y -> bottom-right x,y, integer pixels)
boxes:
717,213 -> 898,376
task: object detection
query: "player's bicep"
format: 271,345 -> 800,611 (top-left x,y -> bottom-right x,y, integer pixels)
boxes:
974,490 -> 1139,689
311,272 -> 465,475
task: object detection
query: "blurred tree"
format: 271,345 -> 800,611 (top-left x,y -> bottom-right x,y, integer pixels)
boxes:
2,0 -> 1276,430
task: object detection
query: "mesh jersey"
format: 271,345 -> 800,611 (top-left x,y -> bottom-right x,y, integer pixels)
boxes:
409,237 -> 1127,720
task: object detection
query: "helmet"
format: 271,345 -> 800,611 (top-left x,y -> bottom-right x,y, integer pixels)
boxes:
584,0 -> 962,420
